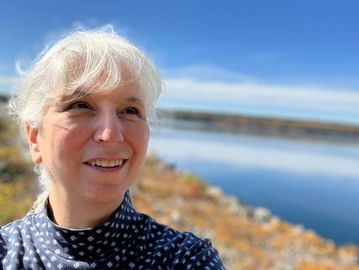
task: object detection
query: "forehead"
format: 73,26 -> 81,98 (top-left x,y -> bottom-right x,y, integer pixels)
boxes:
60,81 -> 144,104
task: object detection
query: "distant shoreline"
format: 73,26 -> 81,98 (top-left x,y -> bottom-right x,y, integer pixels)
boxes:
158,109 -> 359,144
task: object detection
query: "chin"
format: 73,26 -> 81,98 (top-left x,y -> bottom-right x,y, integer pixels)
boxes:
84,185 -> 127,205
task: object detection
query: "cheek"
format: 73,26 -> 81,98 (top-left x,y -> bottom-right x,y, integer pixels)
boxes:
40,134 -> 67,168
42,124 -> 85,162
131,124 -> 149,156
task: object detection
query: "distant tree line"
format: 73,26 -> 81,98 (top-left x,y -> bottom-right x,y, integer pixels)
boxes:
158,109 -> 359,144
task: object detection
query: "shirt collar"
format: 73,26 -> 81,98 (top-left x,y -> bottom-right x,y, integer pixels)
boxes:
33,191 -> 144,260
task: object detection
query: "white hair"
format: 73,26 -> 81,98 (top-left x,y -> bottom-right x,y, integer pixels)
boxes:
9,25 -> 163,212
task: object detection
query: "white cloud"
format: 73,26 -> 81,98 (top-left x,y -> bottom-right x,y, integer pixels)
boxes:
158,67 -> 359,125
162,65 -> 256,83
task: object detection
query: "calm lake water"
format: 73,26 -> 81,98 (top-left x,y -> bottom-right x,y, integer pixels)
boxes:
148,125 -> 359,246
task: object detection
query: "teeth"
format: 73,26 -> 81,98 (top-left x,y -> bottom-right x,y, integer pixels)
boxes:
88,159 -> 124,168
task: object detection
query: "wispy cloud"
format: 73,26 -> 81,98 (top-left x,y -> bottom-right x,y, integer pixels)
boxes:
159,66 -> 359,125
163,65 -> 256,83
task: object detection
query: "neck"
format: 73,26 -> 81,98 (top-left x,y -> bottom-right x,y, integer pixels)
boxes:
48,189 -> 124,229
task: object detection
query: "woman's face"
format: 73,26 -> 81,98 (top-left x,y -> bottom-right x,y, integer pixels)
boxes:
27,82 -> 149,205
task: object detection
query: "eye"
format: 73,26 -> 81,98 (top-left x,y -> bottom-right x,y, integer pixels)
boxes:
125,107 -> 138,114
67,101 -> 91,110
121,107 -> 143,118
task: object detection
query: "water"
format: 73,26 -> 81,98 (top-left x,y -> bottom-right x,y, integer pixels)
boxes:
148,126 -> 359,246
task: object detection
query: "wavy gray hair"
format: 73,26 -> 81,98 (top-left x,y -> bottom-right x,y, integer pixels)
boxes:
9,25 -> 163,212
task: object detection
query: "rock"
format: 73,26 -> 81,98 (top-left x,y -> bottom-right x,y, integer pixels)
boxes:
293,224 -> 305,235
170,197 -> 184,208
263,216 -> 280,230
252,207 -> 273,224
0,160 -> 8,171
206,186 -> 223,200
169,210 -> 181,225
338,246 -> 359,265
221,195 -> 248,217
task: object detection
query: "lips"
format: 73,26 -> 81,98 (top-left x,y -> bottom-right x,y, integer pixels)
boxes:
86,159 -> 127,168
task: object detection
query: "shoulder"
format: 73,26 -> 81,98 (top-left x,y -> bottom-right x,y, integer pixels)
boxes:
0,214 -> 36,259
1,214 -> 34,236
0,226 -> 7,261
165,231 -> 224,269
143,216 -> 225,269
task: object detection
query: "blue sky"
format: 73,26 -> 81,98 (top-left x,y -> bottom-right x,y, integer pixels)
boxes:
1,0 -> 359,124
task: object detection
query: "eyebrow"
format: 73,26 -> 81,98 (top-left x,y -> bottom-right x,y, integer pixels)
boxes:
59,89 -> 89,103
59,90 -> 144,106
126,96 -> 144,105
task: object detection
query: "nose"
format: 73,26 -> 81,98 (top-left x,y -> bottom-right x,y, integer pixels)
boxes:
94,112 -> 125,143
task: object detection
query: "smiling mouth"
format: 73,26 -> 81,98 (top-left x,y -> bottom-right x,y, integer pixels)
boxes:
86,159 -> 127,168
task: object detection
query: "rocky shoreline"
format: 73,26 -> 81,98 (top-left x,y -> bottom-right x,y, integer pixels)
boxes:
132,154 -> 359,269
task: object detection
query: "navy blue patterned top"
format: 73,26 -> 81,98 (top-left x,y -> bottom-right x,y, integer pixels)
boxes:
0,192 -> 224,269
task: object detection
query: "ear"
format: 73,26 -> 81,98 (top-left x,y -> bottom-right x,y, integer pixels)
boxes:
25,123 -> 43,164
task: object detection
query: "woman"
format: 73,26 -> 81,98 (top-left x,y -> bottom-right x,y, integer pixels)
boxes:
0,27 -> 225,269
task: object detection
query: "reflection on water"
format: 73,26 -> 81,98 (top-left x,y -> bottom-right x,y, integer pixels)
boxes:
148,126 -> 359,245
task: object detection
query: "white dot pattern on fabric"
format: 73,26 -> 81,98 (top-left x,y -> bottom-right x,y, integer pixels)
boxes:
0,191 -> 225,269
